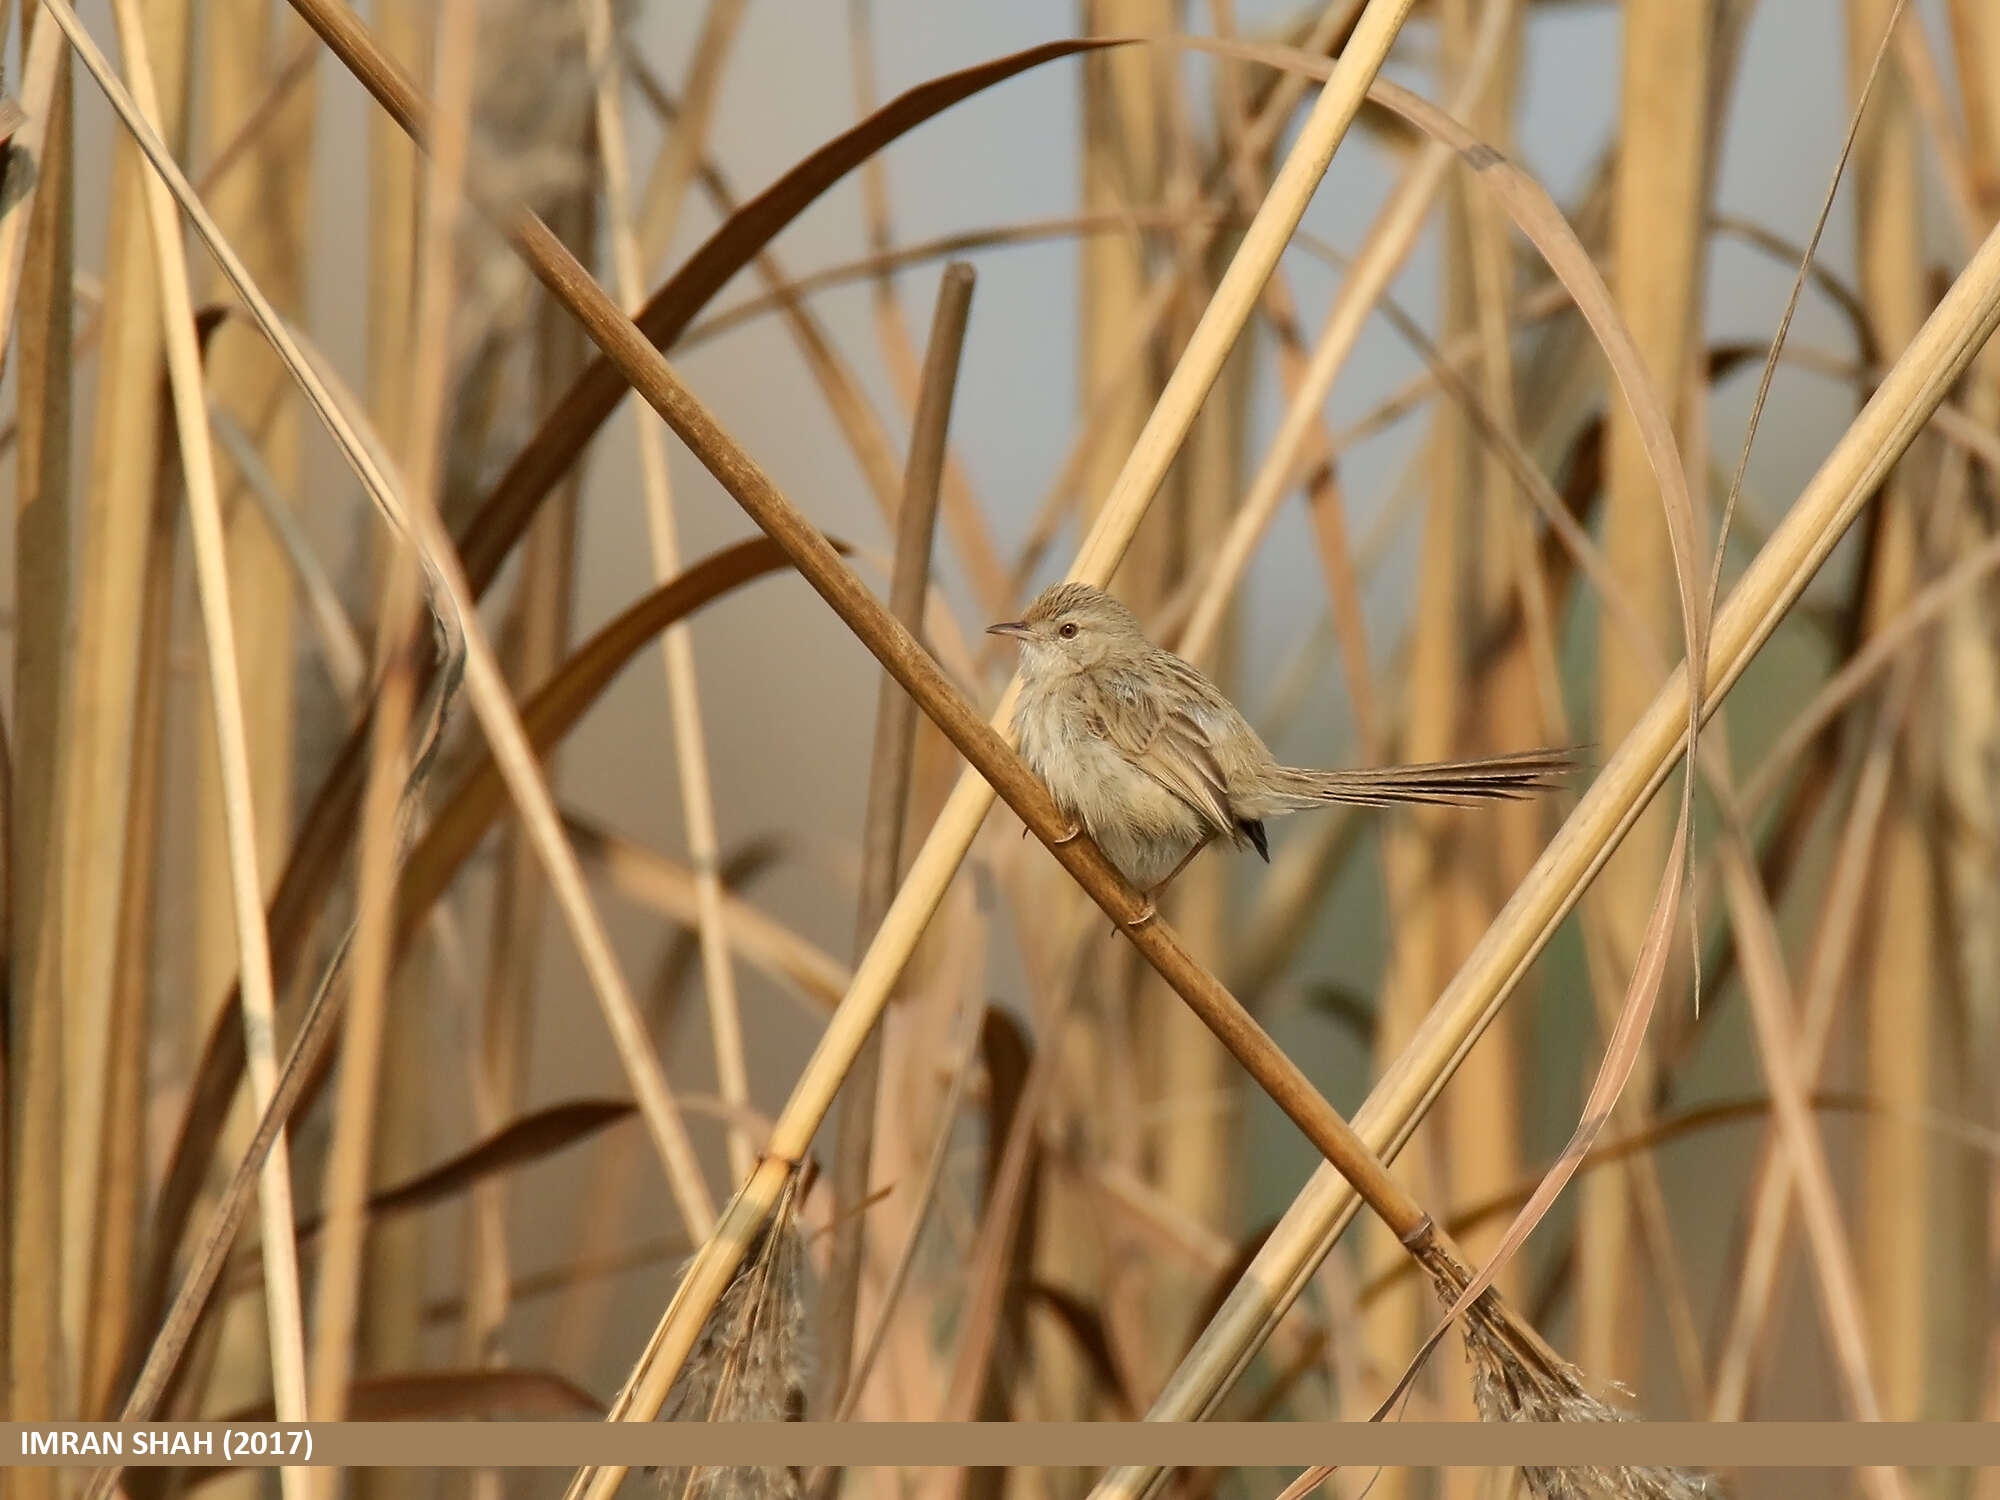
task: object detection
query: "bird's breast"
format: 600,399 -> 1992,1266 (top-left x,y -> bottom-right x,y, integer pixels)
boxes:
1014,687 -> 1208,889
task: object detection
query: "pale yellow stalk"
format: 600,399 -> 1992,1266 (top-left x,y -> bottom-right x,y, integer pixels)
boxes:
1583,0 -> 1710,1391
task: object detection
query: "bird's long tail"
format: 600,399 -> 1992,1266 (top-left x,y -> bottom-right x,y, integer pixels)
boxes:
1262,747 -> 1581,811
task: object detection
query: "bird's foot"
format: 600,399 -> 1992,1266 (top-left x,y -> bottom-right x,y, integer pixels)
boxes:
1120,897 -> 1158,931
1051,820 -> 1084,845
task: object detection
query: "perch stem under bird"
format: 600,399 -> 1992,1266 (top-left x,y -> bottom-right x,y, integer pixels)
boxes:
990,582 -> 1579,919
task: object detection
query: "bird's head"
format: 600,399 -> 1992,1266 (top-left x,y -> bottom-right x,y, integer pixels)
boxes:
987,582 -> 1150,676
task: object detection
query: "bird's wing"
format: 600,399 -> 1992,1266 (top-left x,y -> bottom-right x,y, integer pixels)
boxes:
1086,666 -> 1238,837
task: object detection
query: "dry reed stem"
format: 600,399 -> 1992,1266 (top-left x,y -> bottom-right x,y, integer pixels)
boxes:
819,265 -> 974,1435
584,0 -> 755,1185
59,0 -> 187,1354
186,0 -> 314,1433
82,391 -> 179,1416
355,16 -> 428,1432
1678,70 -> 1914,1418
1583,0 -> 1710,1391
1093,136 -> 2000,1500
572,10 -> 1421,1490
6,13 -> 73,1476
104,0 -> 312,1455
305,0 -> 473,1440
1847,0 -> 1936,1430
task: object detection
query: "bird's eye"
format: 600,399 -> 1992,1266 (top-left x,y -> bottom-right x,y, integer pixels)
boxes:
1059,622 -> 1079,639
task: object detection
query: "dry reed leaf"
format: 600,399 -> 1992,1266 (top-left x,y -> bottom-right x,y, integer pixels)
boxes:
293,1099 -> 638,1241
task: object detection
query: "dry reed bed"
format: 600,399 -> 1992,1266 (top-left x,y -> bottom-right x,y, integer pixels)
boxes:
4,3 -> 1998,1500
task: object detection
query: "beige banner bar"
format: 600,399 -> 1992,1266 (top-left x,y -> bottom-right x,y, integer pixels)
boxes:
4,1423 -> 1998,1469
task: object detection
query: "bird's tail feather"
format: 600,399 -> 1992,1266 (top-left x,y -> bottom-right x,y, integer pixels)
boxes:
1264,747 -> 1582,810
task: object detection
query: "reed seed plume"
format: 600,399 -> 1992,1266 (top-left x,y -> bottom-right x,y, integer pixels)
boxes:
1431,1268 -> 1713,1500
657,1170 -> 814,1500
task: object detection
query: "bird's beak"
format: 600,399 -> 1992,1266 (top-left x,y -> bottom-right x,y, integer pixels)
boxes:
986,620 -> 1031,640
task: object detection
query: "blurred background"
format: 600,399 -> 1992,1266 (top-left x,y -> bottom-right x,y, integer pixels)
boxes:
3,0 -> 1995,1497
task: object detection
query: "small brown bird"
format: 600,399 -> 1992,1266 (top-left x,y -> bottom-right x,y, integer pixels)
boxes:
989,582 -> 1576,918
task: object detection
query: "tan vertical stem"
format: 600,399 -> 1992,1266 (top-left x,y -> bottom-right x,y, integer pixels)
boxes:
1584,0 -> 1708,1390
82,436 -> 178,1417
8,18 -> 74,1485
1958,2 -> 2000,1448
358,5 -> 430,1486
583,0 -> 754,1186
1849,0 -> 1934,1425
1153,32 -> 1259,1258
1453,0 -> 1530,1312
187,0 -> 315,1433
1369,110 -> 1474,1442
819,263 -> 975,1443
60,0 -> 189,1362
1439,1 -> 1526,1484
